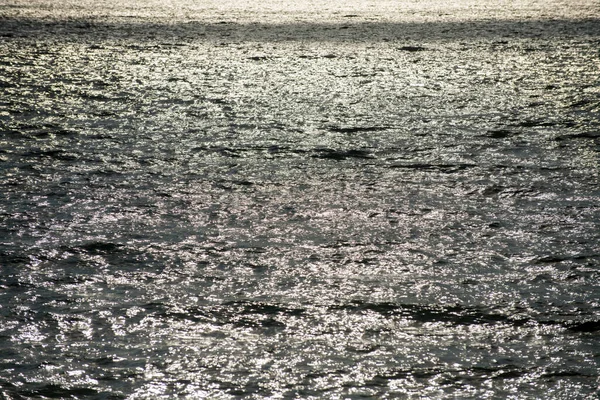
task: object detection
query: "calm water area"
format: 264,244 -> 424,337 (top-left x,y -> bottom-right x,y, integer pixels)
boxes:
0,0 -> 599,398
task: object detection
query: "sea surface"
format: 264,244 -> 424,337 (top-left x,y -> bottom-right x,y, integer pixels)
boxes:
0,0 -> 599,398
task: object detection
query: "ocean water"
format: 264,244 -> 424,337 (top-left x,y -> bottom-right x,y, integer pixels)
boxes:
0,0 -> 599,398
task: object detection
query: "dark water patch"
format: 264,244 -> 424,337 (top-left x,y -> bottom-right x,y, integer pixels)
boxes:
345,344 -> 381,354
512,119 -> 558,128
231,179 -> 254,186
326,125 -> 389,134
398,45 -> 427,52
68,242 -> 125,255
388,162 -> 475,173
1,129 -> 27,138
565,320 -> 600,333
225,300 -> 306,317
541,370 -> 596,378
492,369 -> 527,380
564,270 -> 598,282
311,148 -> 374,160
483,164 -> 564,174
445,366 -> 532,383
248,55 -> 270,61
0,279 -> 35,290
485,129 -> 520,139
2,18 -> 600,42
18,384 -> 100,399
329,301 -> 519,326
0,251 -> 30,266
0,384 -> 28,400
529,273 -> 554,283
6,122 -> 75,132
298,54 -> 318,59
370,365 -> 531,386
3,126 -> 77,139
214,179 -> 254,190
163,301 -> 306,329
534,254 -> 600,264
89,168 -> 124,177
192,146 -> 241,157
555,131 -> 600,141
569,98 -> 599,109
22,149 -> 79,161
368,368 -> 440,384
193,145 -> 309,158
242,247 -> 268,254
211,147 -> 239,157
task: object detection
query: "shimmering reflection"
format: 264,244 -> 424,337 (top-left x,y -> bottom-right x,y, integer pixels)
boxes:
1,0 -> 599,398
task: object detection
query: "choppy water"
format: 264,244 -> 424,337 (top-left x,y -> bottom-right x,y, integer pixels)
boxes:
1,0 -> 599,398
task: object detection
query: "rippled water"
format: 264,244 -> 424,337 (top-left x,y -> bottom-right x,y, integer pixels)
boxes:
1,0 -> 599,398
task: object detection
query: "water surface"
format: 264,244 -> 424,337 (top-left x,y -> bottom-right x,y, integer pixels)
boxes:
1,0 -> 599,398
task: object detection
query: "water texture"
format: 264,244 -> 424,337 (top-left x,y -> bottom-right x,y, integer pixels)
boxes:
0,0 -> 599,398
